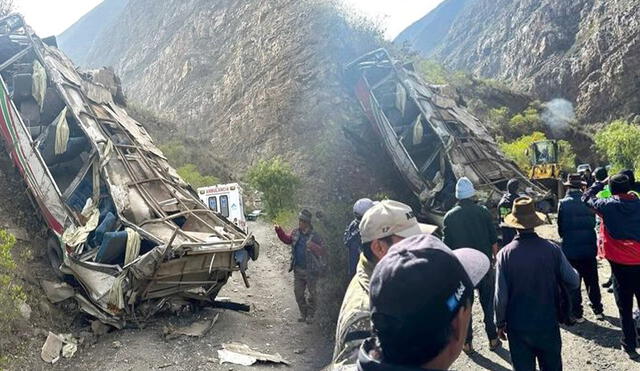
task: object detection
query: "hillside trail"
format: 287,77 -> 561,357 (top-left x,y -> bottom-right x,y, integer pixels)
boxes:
27,220 -> 333,371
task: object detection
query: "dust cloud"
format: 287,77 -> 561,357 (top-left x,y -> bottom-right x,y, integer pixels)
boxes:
542,98 -> 576,136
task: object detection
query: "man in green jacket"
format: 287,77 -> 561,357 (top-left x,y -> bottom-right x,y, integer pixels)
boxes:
443,177 -> 500,353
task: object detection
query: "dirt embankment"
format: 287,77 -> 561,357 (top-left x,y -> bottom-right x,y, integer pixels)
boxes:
0,141 -> 74,367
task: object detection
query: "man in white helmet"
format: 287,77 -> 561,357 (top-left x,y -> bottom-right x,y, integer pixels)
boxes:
331,200 -> 437,367
344,198 -> 376,278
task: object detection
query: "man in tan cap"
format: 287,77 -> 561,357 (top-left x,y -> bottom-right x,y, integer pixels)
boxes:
495,197 -> 579,371
331,200 -> 437,367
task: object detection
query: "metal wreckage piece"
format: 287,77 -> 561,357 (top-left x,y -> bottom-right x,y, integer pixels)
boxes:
0,14 -> 259,328
344,49 -> 553,226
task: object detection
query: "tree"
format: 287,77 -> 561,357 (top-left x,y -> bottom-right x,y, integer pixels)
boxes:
246,157 -> 300,216
176,164 -> 219,189
595,120 -> 640,173
417,59 -> 449,85
506,106 -> 545,138
488,106 -> 510,136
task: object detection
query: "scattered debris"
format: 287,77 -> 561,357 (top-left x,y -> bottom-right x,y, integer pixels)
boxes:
212,299 -> 251,312
41,332 -> 63,364
112,340 -> 123,349
41,332 -> 78,363
164,314 -> 219,339
293,348 -> 306,355
218,343 -> 290,366
62,341 -> 78,359
40,280 -> 75,303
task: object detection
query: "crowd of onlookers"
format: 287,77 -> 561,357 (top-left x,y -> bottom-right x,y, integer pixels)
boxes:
273,165 -> 640,370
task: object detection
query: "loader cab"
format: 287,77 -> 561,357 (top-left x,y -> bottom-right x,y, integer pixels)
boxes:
529,140 -> 559,166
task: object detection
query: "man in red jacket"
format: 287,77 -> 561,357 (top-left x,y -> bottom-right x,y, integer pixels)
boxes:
275,209 -> 325,323
583,174 -> 640,359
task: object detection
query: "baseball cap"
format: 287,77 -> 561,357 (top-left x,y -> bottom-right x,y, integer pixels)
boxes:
369,234 -> 490,363
359,200 -> 437,243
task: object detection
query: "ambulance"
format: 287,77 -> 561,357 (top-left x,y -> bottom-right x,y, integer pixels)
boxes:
198,183 -> 248,232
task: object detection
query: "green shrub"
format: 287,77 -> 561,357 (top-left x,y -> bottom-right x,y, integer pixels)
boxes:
417,59 -> 449,85
500,132 -> 546,172
159,141 -> 190,168
595,120 -> 640,173
557,140 -> 577,173
0,230 -> 24,334
488,106 -> 510,130
506,106 -> 545,138
176,164 -> 219,189
247,157 -> 300,217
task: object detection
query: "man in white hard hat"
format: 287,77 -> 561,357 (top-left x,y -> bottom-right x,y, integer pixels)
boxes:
331,200 -> 437,367
344,198 -> 376,278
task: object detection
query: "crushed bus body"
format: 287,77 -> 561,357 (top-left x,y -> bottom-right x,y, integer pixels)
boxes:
0,14 -> 258,328
344,49 -> 553,226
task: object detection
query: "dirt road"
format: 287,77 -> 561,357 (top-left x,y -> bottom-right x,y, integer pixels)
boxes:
7,220 -> 640,371
452,224 -> 640,371
10,221 -> 333,371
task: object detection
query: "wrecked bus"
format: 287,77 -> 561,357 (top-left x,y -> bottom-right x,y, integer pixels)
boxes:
344,49 -> 552,226
0,14 -> 258,328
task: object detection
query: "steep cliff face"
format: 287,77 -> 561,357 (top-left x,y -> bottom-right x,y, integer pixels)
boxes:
396,0 -> 640,124
57,0 -> 128,66
60,0 -> 386,206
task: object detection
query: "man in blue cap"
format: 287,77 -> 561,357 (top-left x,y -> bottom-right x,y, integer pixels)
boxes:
344,198 -> 376,278
443,177 -> 500,353
357,234 -> 490,370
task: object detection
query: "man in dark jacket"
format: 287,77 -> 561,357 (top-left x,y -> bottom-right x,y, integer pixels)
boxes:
275,209 -> 325,323
558,174 -> 603,322
620,169 -> 640,196
443,177 -> 500,353
357,234 -> 490,371
583,174 -> 640,359
495,197 -> 579,371
498,178 -> 520,245
582,168 -> 595,187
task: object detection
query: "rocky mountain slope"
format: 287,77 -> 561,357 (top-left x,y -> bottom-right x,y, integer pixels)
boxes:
396,0 -> 640,124
58,0 -> 387,207
57,0 -> 128,66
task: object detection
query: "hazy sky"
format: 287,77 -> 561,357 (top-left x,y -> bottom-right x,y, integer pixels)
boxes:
17,0 -> 443,39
